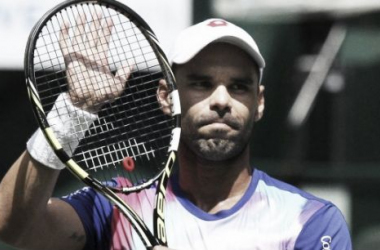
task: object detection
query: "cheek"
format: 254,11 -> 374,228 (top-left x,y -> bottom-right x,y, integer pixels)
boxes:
233,100 -> 255,124
179,91 -> 207,119
179,96 -> 200,126
178,87 -> 193,115
181,101 -> 204,126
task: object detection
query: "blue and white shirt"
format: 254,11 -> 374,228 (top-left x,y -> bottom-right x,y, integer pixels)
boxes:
62,169 -> 352,250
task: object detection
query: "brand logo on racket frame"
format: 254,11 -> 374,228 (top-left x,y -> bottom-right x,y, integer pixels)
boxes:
154,151 -> 176,244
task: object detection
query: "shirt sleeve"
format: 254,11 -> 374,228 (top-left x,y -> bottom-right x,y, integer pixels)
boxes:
60,185 -> 114,250
294,203 -> 352,250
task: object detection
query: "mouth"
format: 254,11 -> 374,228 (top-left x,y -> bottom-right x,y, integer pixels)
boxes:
198,118 -> 240,130
202,122 -> 232,130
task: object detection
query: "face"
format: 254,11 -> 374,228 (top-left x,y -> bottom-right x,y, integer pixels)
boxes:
174,43 -> 265,161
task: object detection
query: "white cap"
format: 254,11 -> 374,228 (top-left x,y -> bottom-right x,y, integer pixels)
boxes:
169,18 -> 265,83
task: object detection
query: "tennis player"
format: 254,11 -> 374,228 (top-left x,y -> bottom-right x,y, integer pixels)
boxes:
0,18 -> 352,250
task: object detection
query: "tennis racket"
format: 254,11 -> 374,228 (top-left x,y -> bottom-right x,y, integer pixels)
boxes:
24,0 -> 180,248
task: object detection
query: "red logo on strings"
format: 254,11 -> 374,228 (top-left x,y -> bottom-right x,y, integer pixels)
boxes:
207,20 -> 228,27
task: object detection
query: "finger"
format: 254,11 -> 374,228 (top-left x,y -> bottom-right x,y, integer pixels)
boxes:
59,21 -> 70,56
114,64 -> 133,96
98,17 -> 114,61
73,13 -> 87,48
88,10 -> 102,48
115,64 -> 133,85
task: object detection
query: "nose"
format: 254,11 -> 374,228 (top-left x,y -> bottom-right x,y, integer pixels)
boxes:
209,85 -> 232,115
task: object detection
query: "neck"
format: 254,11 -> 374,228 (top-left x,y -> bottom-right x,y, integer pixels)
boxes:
177,142 -> 253,214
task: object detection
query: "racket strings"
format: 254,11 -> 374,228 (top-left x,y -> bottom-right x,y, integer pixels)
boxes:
33,3 -> 174,190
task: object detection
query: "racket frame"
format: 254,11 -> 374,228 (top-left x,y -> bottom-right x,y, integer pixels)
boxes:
24,0 -> 181,247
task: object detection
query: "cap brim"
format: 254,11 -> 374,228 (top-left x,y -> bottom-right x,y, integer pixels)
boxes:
170,35 -> 265,69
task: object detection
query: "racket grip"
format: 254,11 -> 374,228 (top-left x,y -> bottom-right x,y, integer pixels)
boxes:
27,93 -> 98,170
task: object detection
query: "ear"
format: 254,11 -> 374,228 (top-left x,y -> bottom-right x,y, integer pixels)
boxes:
157,79 -> 172,115
254,85 -> 265,122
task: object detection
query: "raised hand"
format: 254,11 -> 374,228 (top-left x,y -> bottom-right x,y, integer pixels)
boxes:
59,11 -> 132,113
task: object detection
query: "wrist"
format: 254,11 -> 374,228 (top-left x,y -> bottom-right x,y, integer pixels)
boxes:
27,93 -> 98,170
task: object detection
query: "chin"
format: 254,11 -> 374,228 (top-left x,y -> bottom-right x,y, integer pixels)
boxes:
194,138 -> 242,161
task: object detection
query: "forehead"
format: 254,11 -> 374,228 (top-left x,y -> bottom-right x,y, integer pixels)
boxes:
174,43 -> 260,83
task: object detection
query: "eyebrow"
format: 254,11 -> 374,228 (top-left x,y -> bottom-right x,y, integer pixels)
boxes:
185,74 -> 212,81
183,74 -> 257,88
230,77 -> 255,86
186,74 -> 254,83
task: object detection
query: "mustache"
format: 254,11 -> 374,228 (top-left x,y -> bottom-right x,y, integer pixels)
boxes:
196,113 -> 241,129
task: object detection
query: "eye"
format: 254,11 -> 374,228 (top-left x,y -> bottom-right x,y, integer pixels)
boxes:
229,83 -> 250,93
189,81 -> 212,90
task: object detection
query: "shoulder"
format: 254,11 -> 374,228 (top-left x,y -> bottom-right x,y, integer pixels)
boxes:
250,169 -> 333,231
294,203 -> 352,249
254,169 -> 352,249
60,180 -> 118,250
254,169 -> 330,207
61,179 -> 118,205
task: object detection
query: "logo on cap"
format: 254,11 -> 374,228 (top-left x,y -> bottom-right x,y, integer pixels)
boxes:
207,20 -> 228,27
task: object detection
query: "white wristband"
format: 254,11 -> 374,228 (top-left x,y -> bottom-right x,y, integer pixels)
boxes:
27,93 -> 98,170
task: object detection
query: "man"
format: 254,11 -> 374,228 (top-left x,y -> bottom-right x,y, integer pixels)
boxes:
0,18 -> 352,250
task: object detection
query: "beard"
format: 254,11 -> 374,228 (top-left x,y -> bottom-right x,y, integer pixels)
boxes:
193,138 -> 246,161
180,113 -> 254,161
